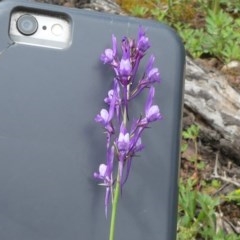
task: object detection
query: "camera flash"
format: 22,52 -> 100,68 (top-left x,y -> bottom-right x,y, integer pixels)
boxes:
51,24 -> 63,36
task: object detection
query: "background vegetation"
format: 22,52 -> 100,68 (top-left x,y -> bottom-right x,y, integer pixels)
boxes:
118,0 -> 240,63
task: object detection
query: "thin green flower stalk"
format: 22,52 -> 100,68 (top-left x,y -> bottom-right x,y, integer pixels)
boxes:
109,173 -> 120,240
93,27 -> 162,240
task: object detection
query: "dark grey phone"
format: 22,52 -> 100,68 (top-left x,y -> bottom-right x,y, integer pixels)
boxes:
0,1 -> 185,239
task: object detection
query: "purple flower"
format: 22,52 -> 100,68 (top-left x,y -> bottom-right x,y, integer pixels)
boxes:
104,80 -> 120,105
147,68 -> 160,82
100,35 -> 117,64
145,86 -> 162,123
104,89 -> 114,105
95,109 -> 110,125
130,55 -> 160,99
95,80 -> 118,133
137,26 -> 150,55
115,123 -> 130,183
94,163 -> 112,217
135,137 -> 144,152
130,134 -> 144,154
94,164 -> 109,182
104,79 -> 121,119
101,49 -> 114,64
118,37 -> 132,84
117,123 -> 130,152
145,55 -> 160,83
94,146 -> 114,217
120,129 -> 144,185
119,59 -> 132,78
95,108 -> 114,134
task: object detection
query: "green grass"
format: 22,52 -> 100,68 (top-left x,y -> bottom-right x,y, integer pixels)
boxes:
118,0 -> 240,63
178,125 -> 240,239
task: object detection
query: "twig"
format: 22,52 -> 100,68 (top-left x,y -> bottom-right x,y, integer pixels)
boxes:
222,216 -> 240,235
211,152 -> 240,188
212,182 -> 229,196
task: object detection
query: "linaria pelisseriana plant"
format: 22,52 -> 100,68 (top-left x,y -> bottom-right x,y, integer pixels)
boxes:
93,27 -> 162,240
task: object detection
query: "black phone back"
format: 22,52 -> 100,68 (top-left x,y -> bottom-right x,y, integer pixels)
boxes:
0,1 -> 185,240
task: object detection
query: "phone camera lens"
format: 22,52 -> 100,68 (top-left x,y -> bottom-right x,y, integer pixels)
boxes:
17,14 -> 38,36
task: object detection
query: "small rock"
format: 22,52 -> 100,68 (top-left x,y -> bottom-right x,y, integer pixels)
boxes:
222,61 -> 240,75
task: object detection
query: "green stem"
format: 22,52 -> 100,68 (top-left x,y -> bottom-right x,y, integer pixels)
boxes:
109,85 -> 129,240
109,173 -> 121,240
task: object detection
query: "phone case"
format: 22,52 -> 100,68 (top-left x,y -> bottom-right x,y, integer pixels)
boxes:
0,1 -> 185,240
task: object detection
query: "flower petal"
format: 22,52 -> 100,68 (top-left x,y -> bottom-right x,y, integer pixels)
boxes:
145,86 -> 155,115
119,58 -> 132,77
146,105 -> 162,122
99,164 -> 107,177
148,68 -> 160,83
137,26 -> 150,54
100,109 -> 109,122
112,34 -> 117,56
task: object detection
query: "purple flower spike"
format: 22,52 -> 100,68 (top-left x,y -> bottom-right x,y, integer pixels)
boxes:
137,26 -> 150,55
95,27 -> 162,216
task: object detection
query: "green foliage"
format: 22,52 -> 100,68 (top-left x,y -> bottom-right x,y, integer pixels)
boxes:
182,124 -> 200,141
179,124 -> 239,239
196,161 -> 205,170
180,142 -> 188,153
211,179 -> 222,189
178,179 -> 239,240
182,124 -> 201,169
150,7 -> 167,22
225,189 -> 240,205
178,179 -> 218,239
220,0 -> 240,14
130,5 -> 148,17
203,9 -> 240,62
175,24 -> 205,58
177,9 -> 240,62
